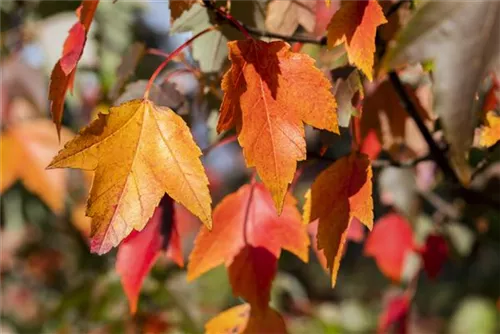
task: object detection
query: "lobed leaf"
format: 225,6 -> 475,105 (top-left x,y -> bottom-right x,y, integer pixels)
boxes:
327,0 -> 387,80
48,99 -> 212,254
303,151 -> 373,286
219,39 -> 338,212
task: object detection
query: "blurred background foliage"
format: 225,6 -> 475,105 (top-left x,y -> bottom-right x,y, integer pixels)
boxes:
1,1 -> 499,333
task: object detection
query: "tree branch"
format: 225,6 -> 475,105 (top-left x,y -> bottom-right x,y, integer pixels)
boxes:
388,72 -> 460,183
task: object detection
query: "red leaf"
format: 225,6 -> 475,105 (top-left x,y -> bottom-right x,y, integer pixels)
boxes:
188,182 -> 309,312
360,129 -> 382,160
228,246 -> 278,310
60,23 -> 86,75
364,213 -> 414,282
420,234 -> 448,280
378,294 -> 410,334
48,0 -> 99,137
116,195 -> 184,314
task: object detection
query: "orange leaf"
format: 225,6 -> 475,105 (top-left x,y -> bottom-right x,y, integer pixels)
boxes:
116,195 -> 183,314
303,152 -> 373,286
364,213 -> 414,282
218,39 -> 338,212
48,0 -> 99,138
479,111 -> 500,148
1,120 -> 73,213
169,0 -> 197,21
205,304 -> 287,334
48,99 -> 212,254
327,0 -> 387,80
188,182 -> 308,311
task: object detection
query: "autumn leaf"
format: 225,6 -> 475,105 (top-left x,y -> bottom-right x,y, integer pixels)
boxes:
308,218 -> 366,273
116,195 -> 183,314
378,293 -> 410,334
327,0 -> 387,80
364,213 -> 414,282
303,152 -> 373,286
383,1 -> 500,184
218,39 -> 338,212
205,303 -> 286,334
188,182 -> 308,311
169,0 -> 197,21
49,0 -> 99,138
265,0 -> 316,36
1,120 -> 73,213
419,234 -> 448,280
360,80 -> 430,160
332,66 -> 364,127
48,99 -> 212,254
479,112 -> 500,148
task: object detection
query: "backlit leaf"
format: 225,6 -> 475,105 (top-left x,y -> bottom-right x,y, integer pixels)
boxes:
188,182 -> 308,311
364,213 -> 414,282
49,0 -> 99,138
327,0 -> 387,80
116,195 -> 183,314
219,39 -> 338,212
169,0 -> 197,21
303,152 -> 373,286
383,1 -> 500,184
48,99 -> 212,254
1,120 -> 73,213
205,303 -> 287,334
479,112 -> 500,148
265,0 -> 316,36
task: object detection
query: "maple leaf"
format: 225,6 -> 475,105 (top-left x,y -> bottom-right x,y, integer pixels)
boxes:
218,39 -> 338,212
48,99 -> 212,254
308,218 -> 365,273
1,120 -> 73,213
116,194 -> 183,314
205,303 -> 286,334
364,213 -> 414,282
265,0 -> 316,36
326,0 -> 387,80
480,112 -> 500,148
188,182 -> 308,311
169,0 -> 197,21
383,1 -> 500,184
303,151 -> 373,286
419,234 -> 448,280
49,0 -> 99,138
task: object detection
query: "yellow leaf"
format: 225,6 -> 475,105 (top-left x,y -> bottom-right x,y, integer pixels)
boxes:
48,99 -> 212,254
479,112 -> 500,148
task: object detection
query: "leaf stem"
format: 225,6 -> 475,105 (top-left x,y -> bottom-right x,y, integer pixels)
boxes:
143,26 -> 218,99
201,0 -> 251,39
